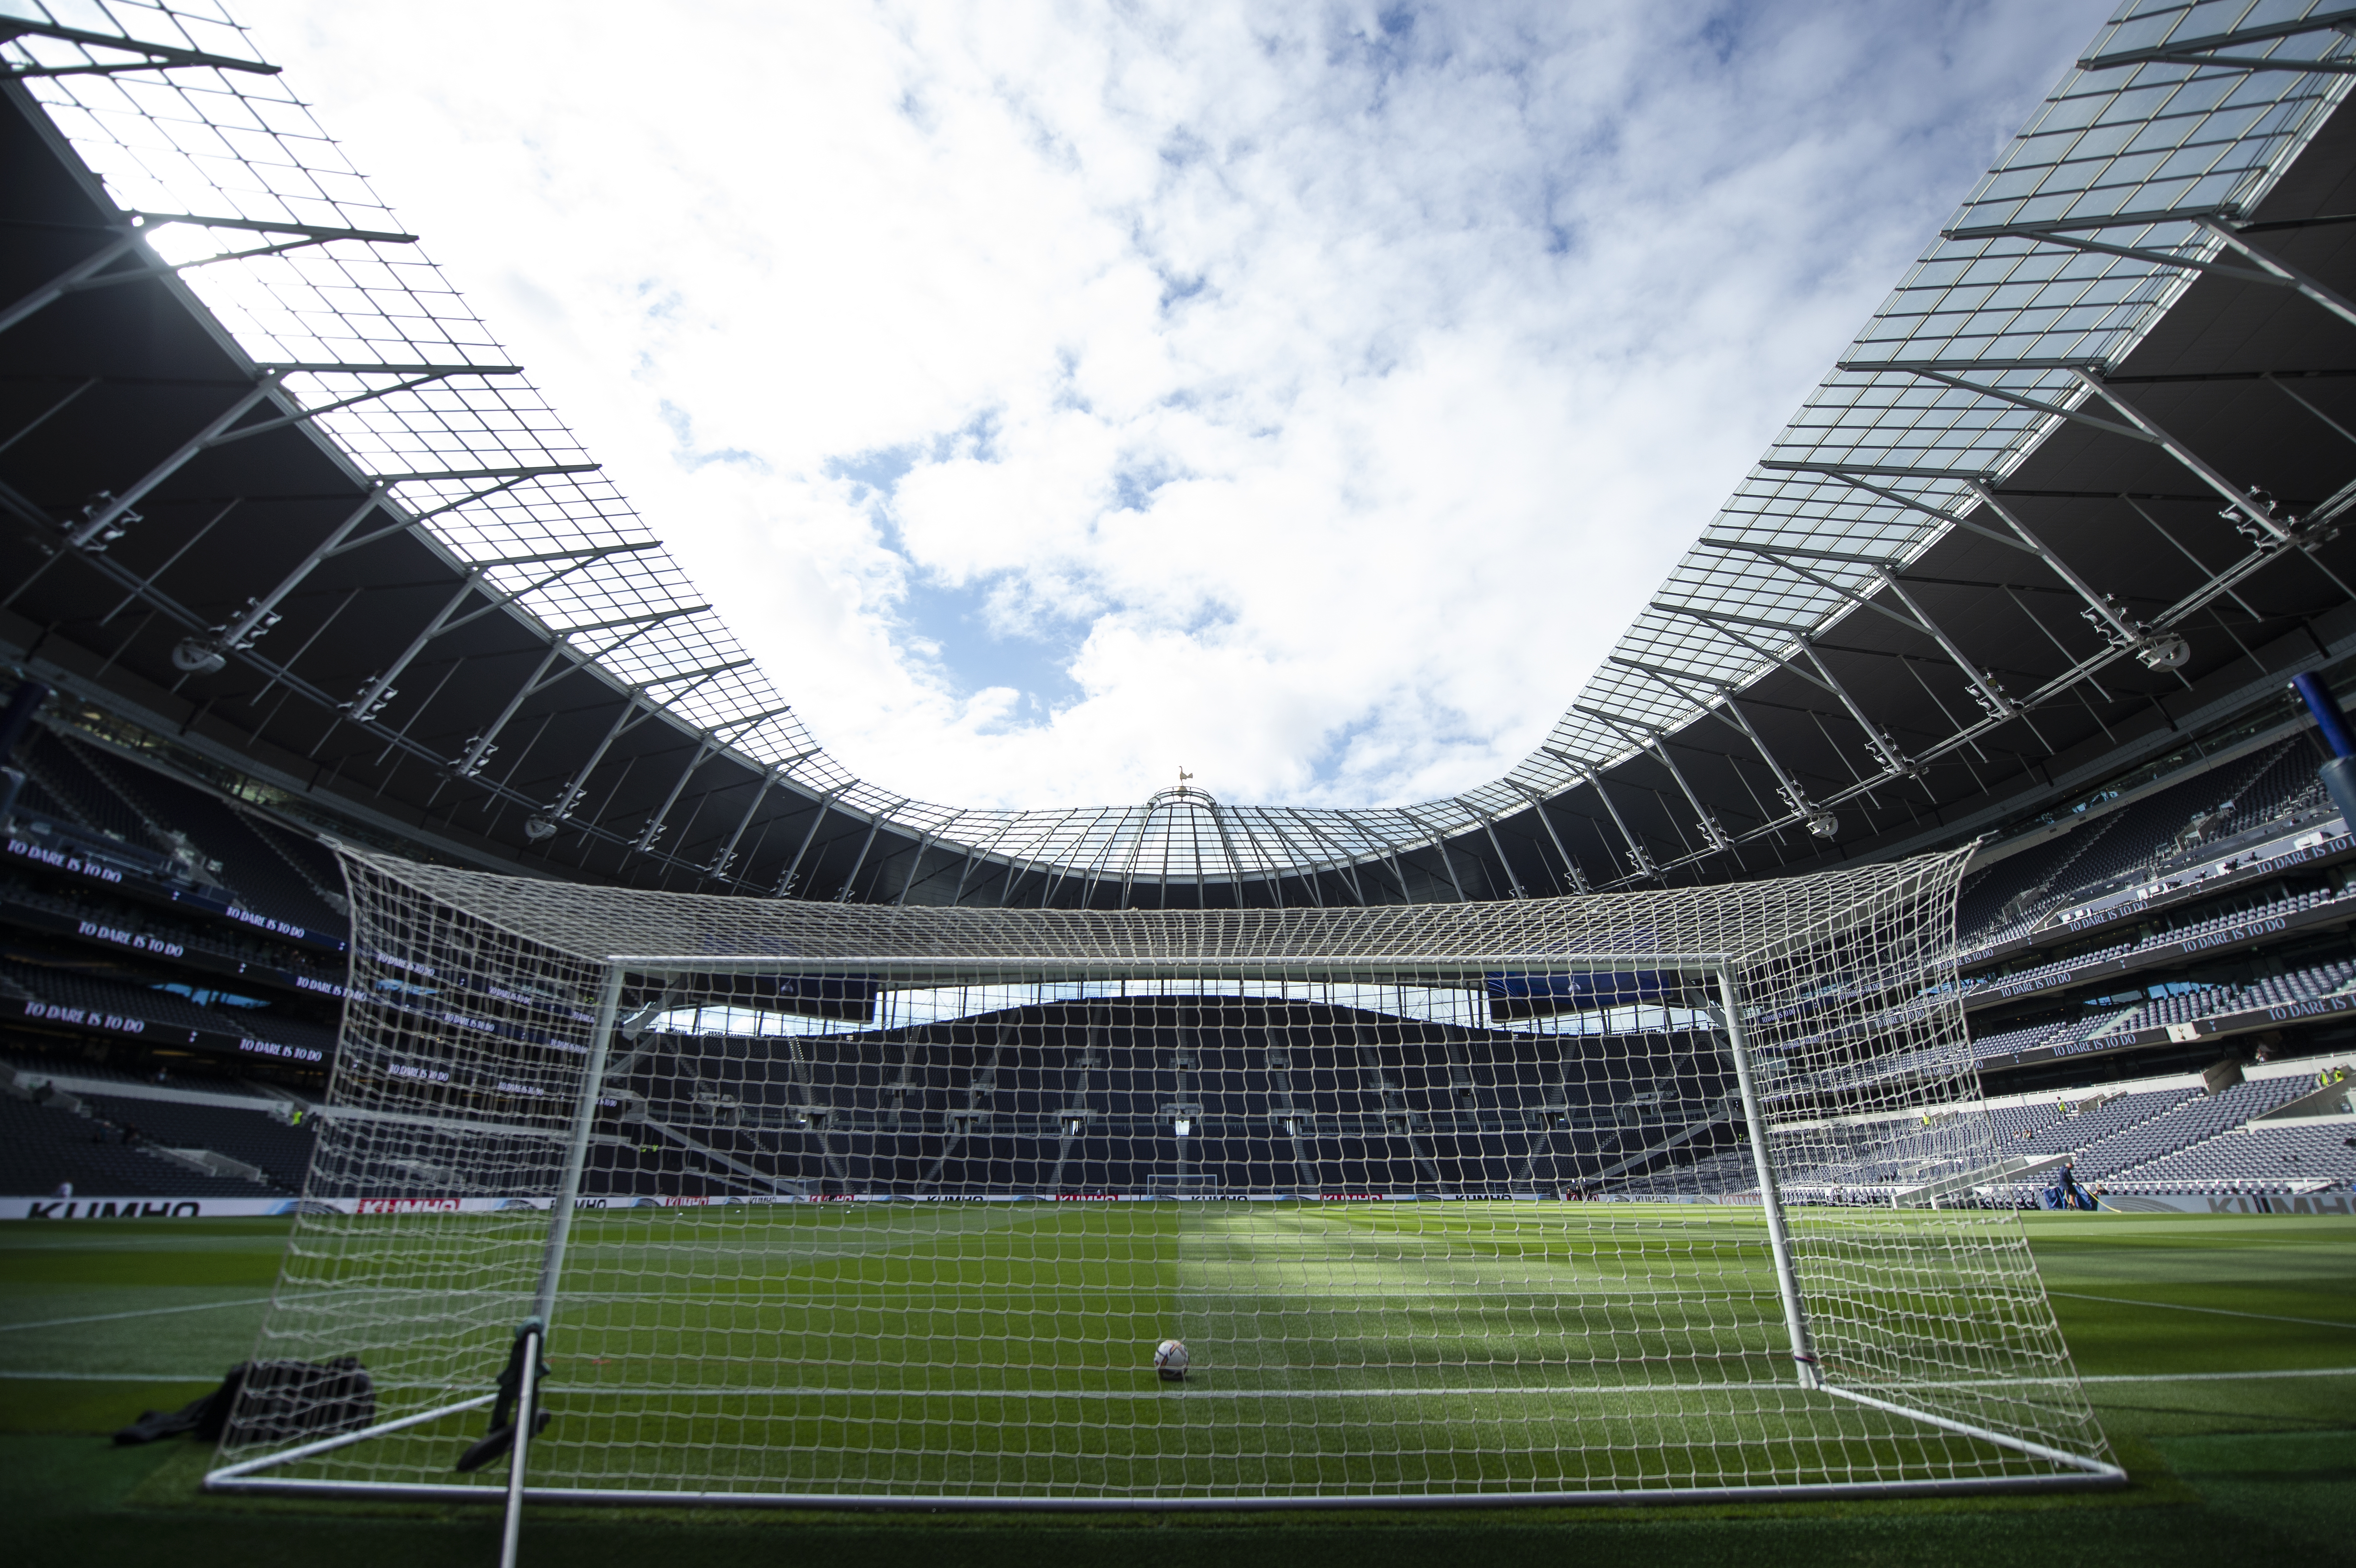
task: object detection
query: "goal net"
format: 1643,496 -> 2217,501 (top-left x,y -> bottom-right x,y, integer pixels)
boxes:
207,845 -> 2119,1508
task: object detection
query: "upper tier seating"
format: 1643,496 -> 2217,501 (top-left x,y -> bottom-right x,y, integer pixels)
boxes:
0,1090 -> 284,1198
2107,1121 -> 2356,1191
12,728 -> 348,940
1956,735 -> 2336,949
77,1092 -> 315,1190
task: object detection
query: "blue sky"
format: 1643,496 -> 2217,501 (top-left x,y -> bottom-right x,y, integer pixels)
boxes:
241,0 -> 2115,811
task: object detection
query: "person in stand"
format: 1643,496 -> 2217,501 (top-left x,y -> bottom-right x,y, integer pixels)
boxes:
51,1180 -> 72,1198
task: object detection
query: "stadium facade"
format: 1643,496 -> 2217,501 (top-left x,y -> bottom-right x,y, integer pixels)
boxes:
2,1 -> 2355,1210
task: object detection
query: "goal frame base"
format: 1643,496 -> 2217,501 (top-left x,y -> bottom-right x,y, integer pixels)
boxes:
201,1470 -> 2128,1512
200,1382 -> 2129,1512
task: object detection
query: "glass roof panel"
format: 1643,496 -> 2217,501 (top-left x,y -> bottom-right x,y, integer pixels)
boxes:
9,0 -> 2351,881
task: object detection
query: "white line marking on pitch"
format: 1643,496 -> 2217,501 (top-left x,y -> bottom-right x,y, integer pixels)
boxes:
12,1369 -> 2356,1392
0,1371 -> 230,1381
0,1296 -> 273,1332
2077,1366 -> 2356,1383
2047,1290 -> 2356,1330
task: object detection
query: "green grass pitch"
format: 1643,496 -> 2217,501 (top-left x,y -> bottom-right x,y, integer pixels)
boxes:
2,1207 -> 2351,1566
228,1202 -> 2094,1499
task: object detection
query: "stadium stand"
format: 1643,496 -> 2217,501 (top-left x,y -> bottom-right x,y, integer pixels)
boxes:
2061,1076 -> 2317,1183
1954,736 -> 2337,948
1720,1053 -> 2356,1206
2108,1122 -> 2356,1193
6,958 -> 273,1035
75,1093 -> 315,1191
35,730 -> 349,939
0,400 -> 2341,1210
15,732 -> 2345,1204
1,0 -> 2355,1230
0,869 -> 345,982
1972,1024 -> 2065,1063
14,728 -> 158,851
15,738 -> 2353,1202
0,1086 -> 291,1198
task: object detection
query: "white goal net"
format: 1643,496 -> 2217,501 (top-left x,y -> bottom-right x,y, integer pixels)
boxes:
207,845 -> 2119,1508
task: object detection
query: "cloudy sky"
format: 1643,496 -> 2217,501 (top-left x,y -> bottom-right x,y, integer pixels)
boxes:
239,0 -> 2111,813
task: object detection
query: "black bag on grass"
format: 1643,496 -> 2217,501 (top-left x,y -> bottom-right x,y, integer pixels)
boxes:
114,1356 -> 376,1446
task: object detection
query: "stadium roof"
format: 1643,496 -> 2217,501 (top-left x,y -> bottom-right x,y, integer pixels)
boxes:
4,1 -> 2356,907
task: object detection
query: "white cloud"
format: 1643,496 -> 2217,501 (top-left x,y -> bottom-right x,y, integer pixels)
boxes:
235,0 -> 2110,812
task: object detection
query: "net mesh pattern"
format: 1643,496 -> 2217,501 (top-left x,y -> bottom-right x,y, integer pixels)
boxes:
215,845 -> 2114,1501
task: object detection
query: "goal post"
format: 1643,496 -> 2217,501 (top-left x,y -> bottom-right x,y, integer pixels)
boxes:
207,845 -> 2122,1510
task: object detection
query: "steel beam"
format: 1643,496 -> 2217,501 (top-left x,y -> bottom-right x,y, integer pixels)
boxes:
632,709 -> 790,854
0,377 -> 96,458
536,661 -> 750,828
2079,10 -> 2356,72
1287,809 -> 1366,904
1032,811 -> 1092,906
896,816 -> 964,907
1943,209 -> 2232,244
1760,460 -> 2157,655
0,19 -> 284,76
1650,598 -> 1912,774
1703,538 -> 2017,717
1249,807 -> 1322,907
286,471 -> 595,576
0,232 -> 142,335
173,486 -> 385,672
106,496 -> 241,625
774,785 -> 850,898
1566,519 -> 2315,890
18,214 -> 419,317
1963,481 -> 2172,655
202,367 -> 524,450
1545,747 -> 1655,878
125,212 -> 415,243
831,803 -> 901,903
1009,809 -> 1086,908
1205,798 -> 1253,906
2198,217 -> 2356,330
2072,370 -> 2298,541
30,232 -> 421,307
1507,780 -> 1587,894
1609,656 -> 1822,830
1757,458 -> 2000,480
1834,362 -> 2152,443
706,750 -> 816,882
950,817 -> 1021,907
342,545 -> 653,723
1396,808 -> 1467,901
2085,51 -> 2356,75
1947,226 -> 2290,286
2266,371 -> 2356,449
371,463 -> 602,484
70,374 -> 282,548
454,606 -> 712,776
1578,705 -> 1728,851
256,361 -> 524,375
1472,808 -> 1526,898
439,542 -> 659,573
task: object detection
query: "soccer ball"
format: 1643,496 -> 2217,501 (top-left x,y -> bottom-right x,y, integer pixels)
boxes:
1153,1338 -> 1188,1381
